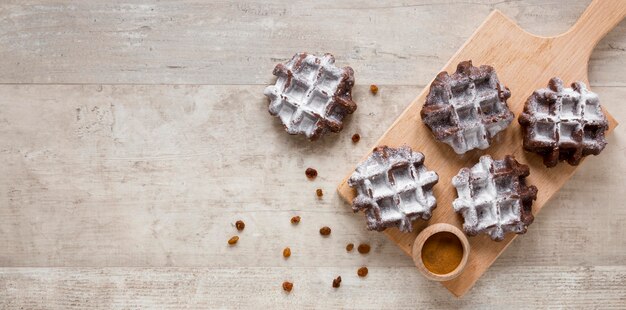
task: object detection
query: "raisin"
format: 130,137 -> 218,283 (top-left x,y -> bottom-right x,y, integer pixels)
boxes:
227,236 -> 239,245
235,220 -> 245,231
282,281 -> 293,292
319,226 -> 331,236
290,216 -> 301,224
332,276 -> 342,288
283,247 -> 291,258
305,168 -> 318,179
370,84 -> 379,95
316,188 -> 323,197
346,243 -> 354,252
351,133 -> 360,143
357,243 -> 371,254
357,266 -> 368,277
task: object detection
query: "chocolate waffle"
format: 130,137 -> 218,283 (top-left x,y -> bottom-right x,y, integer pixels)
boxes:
452,155 -> 537,241
518,78 -> 609,167
421,61 -> 513,154
264,53 -> 357,140
348,146 -> 439,232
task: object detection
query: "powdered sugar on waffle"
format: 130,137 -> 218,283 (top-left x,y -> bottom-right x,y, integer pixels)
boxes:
348,146 -> 439,232
452,155 -> 537,241
421,61 -> 514,154
264,53 -> 357,140
519,78 -> 608,167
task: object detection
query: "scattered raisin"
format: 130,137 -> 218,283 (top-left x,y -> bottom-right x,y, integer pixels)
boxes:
228,236 -> 239,245
305,168 -> 318,179
319,226 -> 331,236
290,216 -> 301,224
370,84 -> 379,95
316,188 -> 323,197
332,276 -> 342,288
235,220 -> 245,231
357,243 -> 371,254
282,281 -> 293,292
357,266 -> 368,277
346,243 -> 354,252
283,247 -> 291,258
351,133 -> 360,143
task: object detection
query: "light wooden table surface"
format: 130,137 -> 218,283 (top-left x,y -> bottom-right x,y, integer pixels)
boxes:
0,1 -> 624,308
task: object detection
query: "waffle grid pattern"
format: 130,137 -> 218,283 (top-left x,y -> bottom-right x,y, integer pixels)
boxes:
264,53 -> 356,140
348,146 -> 439,232
452,155 -> 537,241
519,78 -> 608,167
421,61 -> 513,154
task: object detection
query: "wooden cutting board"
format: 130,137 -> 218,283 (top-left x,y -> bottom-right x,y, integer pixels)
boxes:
337,0 -> 624,297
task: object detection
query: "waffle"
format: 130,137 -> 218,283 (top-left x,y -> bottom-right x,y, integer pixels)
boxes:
348,146 -> 439,232
452,155 -> 537,241
518,78 -> 609,167
264,53 -> 357,140
421,61 -> 514,154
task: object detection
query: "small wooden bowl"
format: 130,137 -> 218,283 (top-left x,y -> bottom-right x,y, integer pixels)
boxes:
412,223 -> 470,282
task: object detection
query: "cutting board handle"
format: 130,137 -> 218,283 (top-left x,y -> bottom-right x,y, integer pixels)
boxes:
563,0 -> 626,52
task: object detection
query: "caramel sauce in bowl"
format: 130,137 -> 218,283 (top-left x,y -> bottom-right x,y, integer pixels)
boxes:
412,223 -> 470,282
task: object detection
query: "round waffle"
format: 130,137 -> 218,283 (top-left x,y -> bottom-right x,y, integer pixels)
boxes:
452,155 -> 537,241
348,146 -> 439,232
421,61 -> 513,154
264,53 -> 357,140
518,78 -> 609,167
